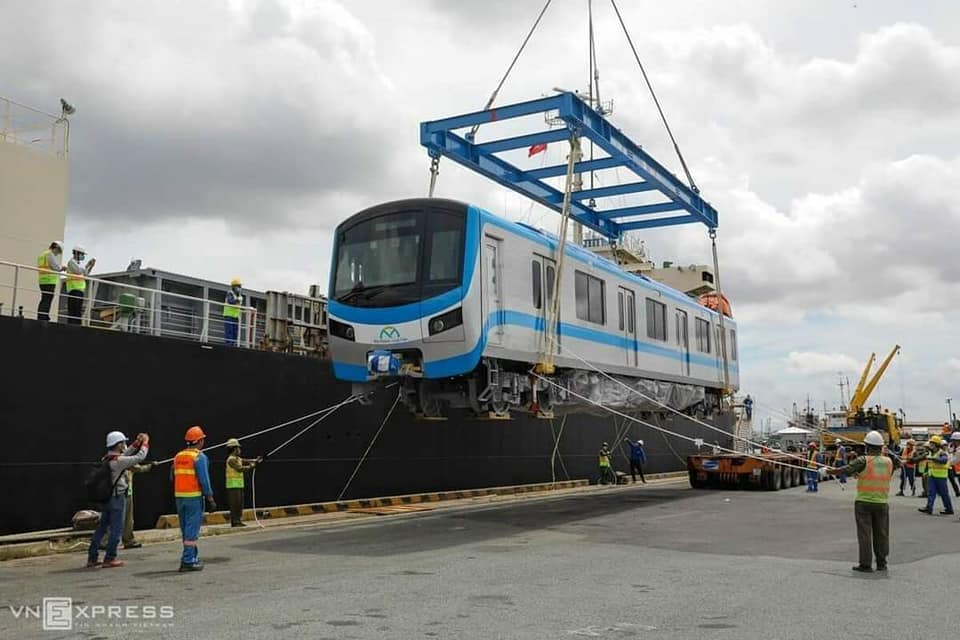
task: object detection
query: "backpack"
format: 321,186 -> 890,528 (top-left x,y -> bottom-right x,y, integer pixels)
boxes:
84,456 -> 121,505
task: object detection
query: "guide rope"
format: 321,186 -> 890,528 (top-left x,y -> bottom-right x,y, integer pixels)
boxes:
530,369 -> 832,475
336,388 -> 402,502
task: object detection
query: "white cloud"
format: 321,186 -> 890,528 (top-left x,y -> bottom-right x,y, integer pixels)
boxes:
785,351 -> 861,376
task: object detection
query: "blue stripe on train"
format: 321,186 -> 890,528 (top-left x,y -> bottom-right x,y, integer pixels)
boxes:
333,309 -> 738,381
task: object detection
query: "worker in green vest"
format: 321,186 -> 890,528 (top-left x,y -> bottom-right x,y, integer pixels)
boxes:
918,436 -> 953,516
65,245 -> 96,325
827,430 -> 899,573
598,442 -> 614,485
225,438 -> 261,527
223,278 -> 244,346
36,240 -> 65,321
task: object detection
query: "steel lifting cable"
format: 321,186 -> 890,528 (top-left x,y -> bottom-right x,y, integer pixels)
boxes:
747,396 -> 878,450
609,0 -> 698,193
531,370 -> 829,475
429,0 -> 553,197
709,229 -> 732,393
549,414 -> 569,483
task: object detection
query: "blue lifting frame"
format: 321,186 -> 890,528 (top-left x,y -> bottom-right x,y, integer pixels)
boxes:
420,92 -> 718,239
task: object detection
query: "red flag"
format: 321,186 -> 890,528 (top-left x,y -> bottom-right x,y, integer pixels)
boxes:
528,142 -> 547,157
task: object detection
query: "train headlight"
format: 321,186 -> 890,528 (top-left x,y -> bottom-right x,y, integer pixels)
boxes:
329,318 -> 355,342
428,307 -> 462,336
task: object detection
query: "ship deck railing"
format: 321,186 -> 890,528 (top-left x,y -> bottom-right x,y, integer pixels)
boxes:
0,259 -> 259,348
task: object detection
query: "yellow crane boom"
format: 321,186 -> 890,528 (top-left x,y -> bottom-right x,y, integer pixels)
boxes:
849,345 -> 900,414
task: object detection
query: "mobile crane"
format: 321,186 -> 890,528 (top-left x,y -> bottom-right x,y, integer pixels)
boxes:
821,345 -> 902,451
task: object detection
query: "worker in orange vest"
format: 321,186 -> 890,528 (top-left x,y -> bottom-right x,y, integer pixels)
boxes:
805,442 -> 822,492
172,426 -> 215,572
896,439 -> 917,497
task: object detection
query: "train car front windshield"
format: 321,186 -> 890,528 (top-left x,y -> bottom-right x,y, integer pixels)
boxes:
333,207 -> 465,308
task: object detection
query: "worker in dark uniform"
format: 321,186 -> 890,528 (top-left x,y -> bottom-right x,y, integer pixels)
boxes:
827,430 -> 898,573
624,438 -> 646,484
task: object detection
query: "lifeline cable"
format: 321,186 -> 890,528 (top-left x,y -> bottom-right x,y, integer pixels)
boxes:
336,388 -> 402,502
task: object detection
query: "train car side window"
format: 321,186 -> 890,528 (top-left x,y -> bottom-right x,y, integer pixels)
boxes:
575,271 -> 605,325
618,291 -> 625,330
645,298 -> 667,341
695,318 -> 711,353
730,328 -> 738,360
545,265 -> 556,304
532,261 -> 542,309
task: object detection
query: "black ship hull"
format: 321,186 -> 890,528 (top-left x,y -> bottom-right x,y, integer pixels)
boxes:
0,316 -> 733,535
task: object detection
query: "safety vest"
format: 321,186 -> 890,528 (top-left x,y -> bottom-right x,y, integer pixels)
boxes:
856,455 -> 893,504
65,266 -> 86,293
598,451 -> 611,468
225,455 -> 244,489
927,450 -> 950,479
807,451 -> 821,469
223,292 -> 242,319
904,445 -> 915,468
37,250 -> 58,286
173,449 -> 202,497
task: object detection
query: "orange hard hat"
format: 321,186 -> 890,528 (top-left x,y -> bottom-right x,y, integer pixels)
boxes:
184,425 -> 206,442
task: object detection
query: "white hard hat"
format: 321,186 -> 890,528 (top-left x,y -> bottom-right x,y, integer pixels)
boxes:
51,240 -> 64,249
638,440 -> 644,446
73,244 -> 86,254
105,430 -> 128,448
864,430 -> 885,446
951,432 -> 960,441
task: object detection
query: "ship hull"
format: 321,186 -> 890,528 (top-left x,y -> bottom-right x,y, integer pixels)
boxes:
0,316 -> 733,535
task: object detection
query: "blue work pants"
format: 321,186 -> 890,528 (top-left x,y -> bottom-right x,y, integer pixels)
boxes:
925,478 -> 953,513
900,466 -> 916,494
88,493 -> 125,563
176,497 -> 204,566
223,316 -> 239,345
806,470 -> 819,492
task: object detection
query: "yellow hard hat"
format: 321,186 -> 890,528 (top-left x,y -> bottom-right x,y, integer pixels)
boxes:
230,278 -> 242,287
929,435 -> 943,446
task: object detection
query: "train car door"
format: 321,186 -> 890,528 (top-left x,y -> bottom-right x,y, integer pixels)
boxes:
618,287 -> 637,367
675,309 -> 690,376
533,256 -> 559,353
483,237 -> 503,346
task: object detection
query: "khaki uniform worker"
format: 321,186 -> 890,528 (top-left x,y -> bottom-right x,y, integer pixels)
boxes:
225,438 -> 261,527
828,430 -> 899,573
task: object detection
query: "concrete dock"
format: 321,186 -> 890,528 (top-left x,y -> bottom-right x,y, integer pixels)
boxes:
1,476 -> 955,639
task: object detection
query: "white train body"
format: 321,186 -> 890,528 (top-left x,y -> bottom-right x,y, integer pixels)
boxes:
328,199 -> 739,416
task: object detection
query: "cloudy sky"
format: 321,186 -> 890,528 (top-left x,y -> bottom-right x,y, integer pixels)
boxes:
6,0 -> 959,424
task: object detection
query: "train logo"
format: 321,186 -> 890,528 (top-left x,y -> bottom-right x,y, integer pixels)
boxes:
378,326 -> 401,342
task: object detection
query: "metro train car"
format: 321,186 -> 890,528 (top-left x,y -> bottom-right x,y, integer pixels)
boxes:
327,198 -> 739,417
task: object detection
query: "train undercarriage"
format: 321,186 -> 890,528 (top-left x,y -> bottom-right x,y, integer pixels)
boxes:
356,357 -> 722,420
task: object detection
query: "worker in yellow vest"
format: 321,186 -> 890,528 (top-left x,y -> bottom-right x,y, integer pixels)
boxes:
598,443 -> 614,485
172,426 -> 215,572
224,438 -> 261,527
36,240 -> 65,321
918,436 -> 954,516
223,278 -> 244,346
827,430 -> 898,573
65,245 -> 96,325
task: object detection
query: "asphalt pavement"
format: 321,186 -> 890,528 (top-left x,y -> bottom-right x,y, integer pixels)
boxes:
1,476 -> 955,639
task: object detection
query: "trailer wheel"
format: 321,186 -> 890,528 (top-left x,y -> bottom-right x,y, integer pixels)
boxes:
763,468 -> 782,491
781,466 -> 792,488
688,470 -> 706,489
793,468 -> 802,487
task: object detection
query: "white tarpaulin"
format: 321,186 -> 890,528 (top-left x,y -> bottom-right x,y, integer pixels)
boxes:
562,370 -> 706,414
